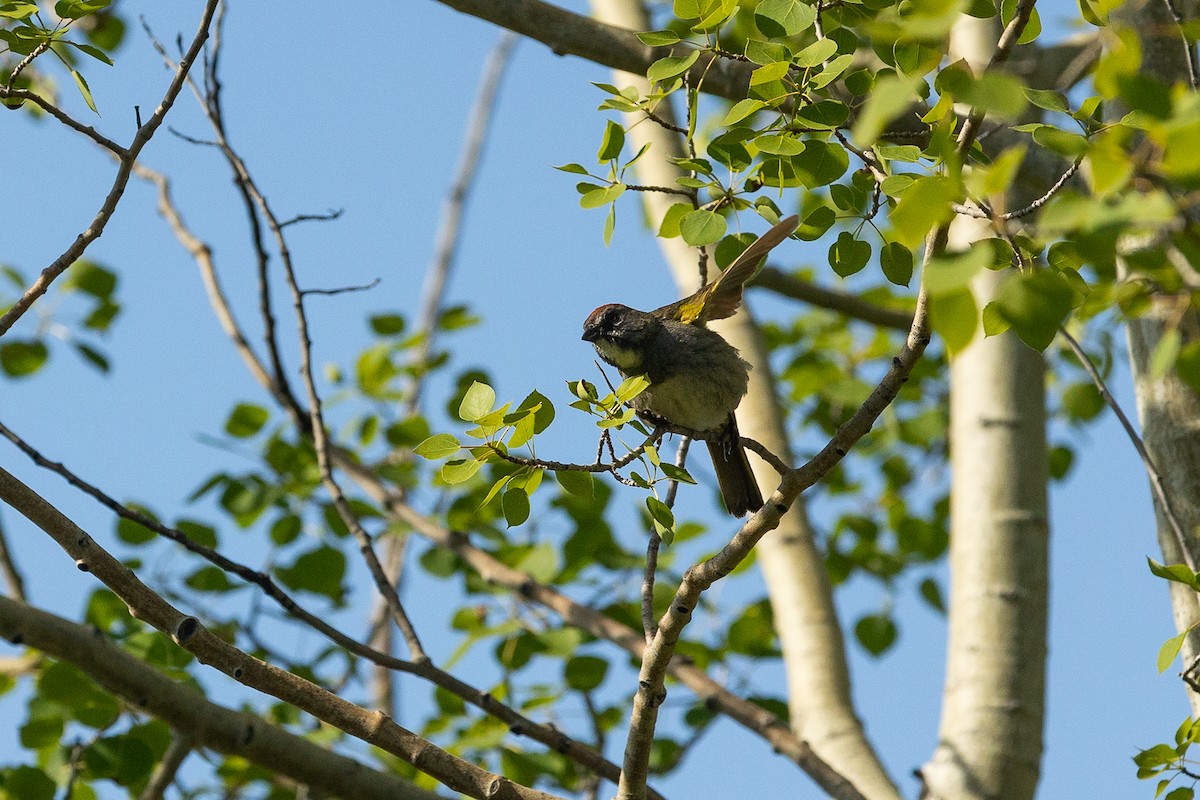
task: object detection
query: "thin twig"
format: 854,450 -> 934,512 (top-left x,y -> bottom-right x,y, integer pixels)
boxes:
0,510 -> 27,602
1058,327 -> 1196,571
406,31 -> 519,416
7,39 -> 50,85
641,438 -> 691,641
1161,0 -> 1200,89
0,0 -> 220,338
279,209 -> 344,228
138,733 -> 195,800
301,277 -> 381,297
952,157 -> 1082,221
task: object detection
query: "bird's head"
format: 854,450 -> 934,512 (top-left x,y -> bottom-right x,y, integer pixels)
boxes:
582,303 -> 655,372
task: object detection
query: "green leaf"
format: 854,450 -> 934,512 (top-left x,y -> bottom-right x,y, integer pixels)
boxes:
750,60 -> 791,86
224,403 -> 269,438
981,302 -> 1012,336
1136,743 -> 1182,769
928,288 -> 978,356
579,183 -> 625,209
1062,382 -> 1104,421
69,66 -> 98,113
55,0 -> 111,18
597,119 -> 625,161
646,50 -> 700,83
880,242 -> 914,286
791,140 -> 849,188
794,100 -> 848,130
554,162 -> 590,175
458,380 -> 496,422
646,496 -> 675,533
0,4 -> 40,20
828,232 -> 871,277
65,260 -> 116,297
555,469 -> 595,498
636,29 -> 682,46
890,175 -> 959,249
918,577 -> 945,613
65,38 -> 113,65
72,341 -> 109,372
185,565 -> 238,593
990,270 -> 1074,352
442,457 -> 484,484
722,98 -> 765,126
792,37 -> 837,68
755,133 -> 805,156
754,0 -> 816,37
660,462 -> 697,484
680,209 -> 727,246
275,545 -> 346,601
1148,558 -> 1200,589
1159,630 -> 1191,673
369,313 -> 406,335
616,373 -> 652,403
0,339 -> 48,377
851,75 -> 917,146
795,205 -> 836,241
414,433 -> 461,459
854,613 -> 897,656
1,766 -> 55,800
564,655 -> 609,690
502,487 -> 530,527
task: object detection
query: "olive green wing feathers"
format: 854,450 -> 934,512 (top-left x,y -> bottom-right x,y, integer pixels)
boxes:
659,214 -> 799,325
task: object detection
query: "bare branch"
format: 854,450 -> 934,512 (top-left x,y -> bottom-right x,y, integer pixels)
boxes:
0,509 -> 27,602
301,277 -> 382,297
953,157 -> 1082,221
137,733 -> 194,800
0,596 -> 446,800
0,0 -> 220,338
407,31 -> 519,415
0,467 -> 565,800
1058,327 -> 1196,571
752,267 -> 914,331
279,208 -> 345,228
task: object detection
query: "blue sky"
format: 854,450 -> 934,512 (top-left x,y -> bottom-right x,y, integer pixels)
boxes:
0,1 -> 1187,798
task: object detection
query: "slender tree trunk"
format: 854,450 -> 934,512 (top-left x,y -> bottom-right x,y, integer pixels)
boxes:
1113,0 -> 1200,717
921,16 -> 1049,800
587,2 -> 901,796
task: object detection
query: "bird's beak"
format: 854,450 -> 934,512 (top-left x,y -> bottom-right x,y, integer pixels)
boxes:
581,325 -> 599,342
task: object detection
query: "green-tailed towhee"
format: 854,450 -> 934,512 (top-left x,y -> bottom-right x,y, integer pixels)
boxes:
581,215 -> 799,516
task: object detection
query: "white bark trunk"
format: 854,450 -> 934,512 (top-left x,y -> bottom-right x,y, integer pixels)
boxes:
921,16 -> 1049,800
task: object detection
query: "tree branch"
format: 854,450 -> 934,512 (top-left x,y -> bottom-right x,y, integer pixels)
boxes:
752,267 -> 914,331
407,30 -> 519,415
0,0 -> 220,338
0,596 -> 447,800
0,509 -> 27,602
0,467 -> 564,800
1059,327 -> 1196,571
0,416 -> 649,795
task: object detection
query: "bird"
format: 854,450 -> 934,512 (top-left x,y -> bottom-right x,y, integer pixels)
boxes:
581,215 -> 798,516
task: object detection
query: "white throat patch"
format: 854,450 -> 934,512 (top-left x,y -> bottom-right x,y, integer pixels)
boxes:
593,340 -> 643,372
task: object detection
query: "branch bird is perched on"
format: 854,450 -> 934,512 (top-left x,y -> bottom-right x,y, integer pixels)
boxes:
582,215 -> 799,516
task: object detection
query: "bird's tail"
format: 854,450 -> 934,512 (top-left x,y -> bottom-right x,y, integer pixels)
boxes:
707,419 -> 763,517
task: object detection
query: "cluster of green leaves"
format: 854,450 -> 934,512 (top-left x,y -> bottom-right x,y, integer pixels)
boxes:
415,375 -> 699,541
0,260 -> 119,377
0,1 -> 123,113
1134,715 -> 1200,800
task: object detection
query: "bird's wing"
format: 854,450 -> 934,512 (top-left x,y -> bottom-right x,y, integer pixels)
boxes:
659,214 -> 799,324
